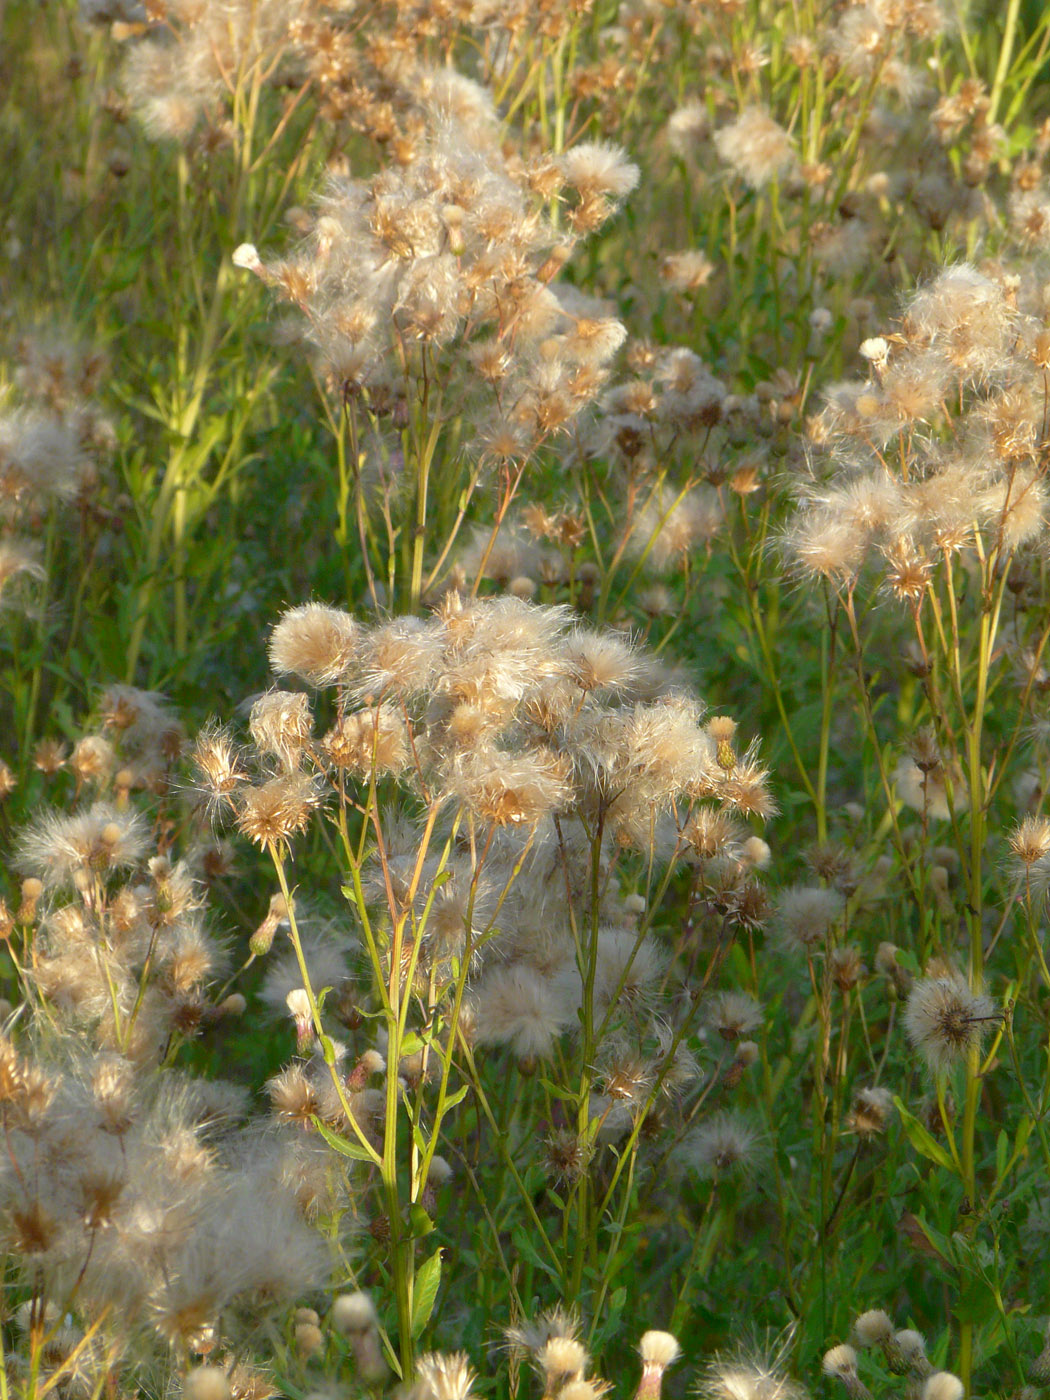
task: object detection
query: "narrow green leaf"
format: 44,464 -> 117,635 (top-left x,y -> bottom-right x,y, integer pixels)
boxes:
996,1128 -> 1009,1179
411,1248 -> 443,1339
893,1097 -> 955,1172
310,1115 -> 376,1162
410,1204 -> 435,1239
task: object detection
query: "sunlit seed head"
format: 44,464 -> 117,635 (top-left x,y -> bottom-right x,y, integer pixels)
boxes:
235,773 -> 322,850
183,1367 -> 232,1400
1010,815 -> 1050,875
70,734 -> 116,787
536,1336 -> 589,1389
323,709 -> 408,775
714,106 -> 796,189
16,802 -> 149,890
559,141 -> 639,200
415,1352 -> 476,1400
697,1345 -> 806,1400
248,690 -> 313,773
638,1332 -> 681,1384
636,1334 -> 680,1400
269,603 -> 359,687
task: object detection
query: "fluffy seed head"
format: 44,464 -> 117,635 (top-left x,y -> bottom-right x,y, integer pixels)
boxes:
715,107 -> 796,188
852,1311 -> 894,1347
846,1087 -> 894,1137
269,604 -> 359,686
639,1332 -> 681,1367
416,1352 -> 476,1400
536,1337 -> 589,1388
331,1291 -> 378,1336
904,974 -> 998,1075
183,1367 -> 232,1400
686,1111 -> 761,1178
774,885 -> 844,954
235,773 -> 321,849
923,1375 -> 964,1400
822,1346 -> 859,1379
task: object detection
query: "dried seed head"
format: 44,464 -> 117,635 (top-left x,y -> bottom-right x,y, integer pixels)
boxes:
714,106 -> 796,188
193,723 -> 249,818
416,1352 -> 476,1400
639,1332 -> 681,1369
16,803 -> 149,889
248,690 -> 313,772
823,1346 -> 871,1400
269,603 -> 359,687
1010,815 -> 1050,868
922,1375 -> 964,1400
537,1337 -> 589,1391
904,973 -> 998,1075
184,1366 -> 233,1400
893,1330 -> 930,1375
331,1292 -> 379,1336
323,709 -> 408,775
235,773 -> 322,849
686,1111 -> 762,1178
774,885 -> 844,955
706,991 -> 763,1041
846,1086 -> 894,1137
636,1331 -> 681,1400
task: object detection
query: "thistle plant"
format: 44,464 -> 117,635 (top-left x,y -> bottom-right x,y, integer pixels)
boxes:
781,260 -> 1050,1388
235,69 -> 637,616
190,593 -> 772,1372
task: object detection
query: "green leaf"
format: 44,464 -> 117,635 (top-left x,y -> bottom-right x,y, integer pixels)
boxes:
440,1084 -> 469,1112
310,1115 -> 377,1163
410,1204 -> 435,1239
411,1248 -> 443,1339
893,1097 -> 955,1172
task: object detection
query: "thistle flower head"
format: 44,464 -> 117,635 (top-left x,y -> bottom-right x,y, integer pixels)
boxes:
714,107 -> 796,189
268,603 -> 359,687
16,803 -> 149,890
685,1110 -> 762,1178
234,773 -> 322,850
904,973 -> 998,1075
773,886 -> 844,955
697,1345 -> 806,1400
416,1353 -> 477,1400
846,1086 -> 894,1137
922,1375 -> 964,1400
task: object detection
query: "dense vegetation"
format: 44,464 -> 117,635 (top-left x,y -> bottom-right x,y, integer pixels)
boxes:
3,1 -> 1050,1396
